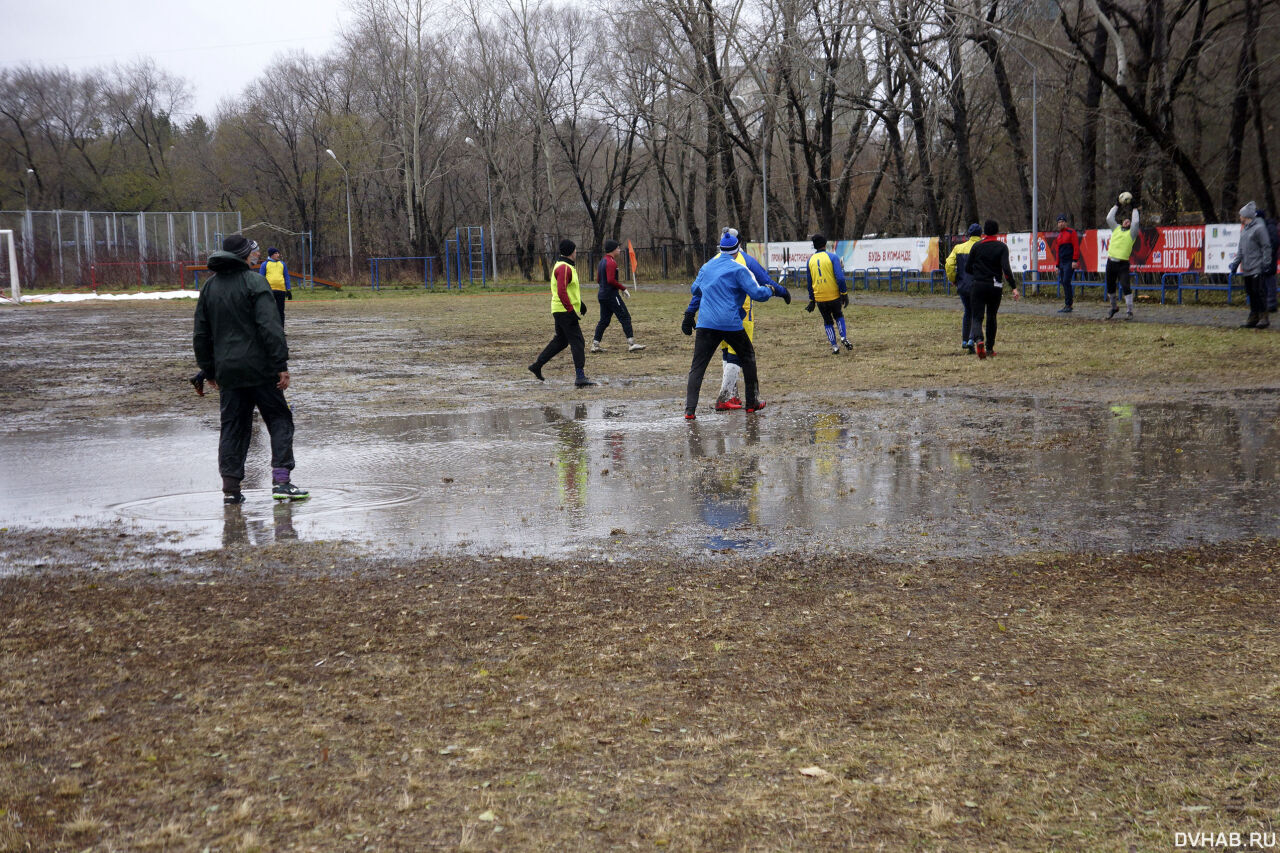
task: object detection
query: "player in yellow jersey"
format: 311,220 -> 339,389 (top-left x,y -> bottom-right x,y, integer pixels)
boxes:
804,233 -> 851,354
258,248 -> 293,325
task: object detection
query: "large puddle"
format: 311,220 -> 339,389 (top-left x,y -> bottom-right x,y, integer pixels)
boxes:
2,392 -> 1278,561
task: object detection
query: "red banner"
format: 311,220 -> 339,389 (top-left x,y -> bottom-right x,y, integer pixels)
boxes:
1037,226 -> 1206,275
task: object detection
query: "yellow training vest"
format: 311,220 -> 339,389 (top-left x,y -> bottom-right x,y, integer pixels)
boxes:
550,260 -> 581,313
807,251 -> 841,302
263,259 -> 287,291
1108,227 -> 1135,261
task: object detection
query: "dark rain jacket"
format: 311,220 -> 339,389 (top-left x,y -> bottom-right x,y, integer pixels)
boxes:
193,251 -> 289,389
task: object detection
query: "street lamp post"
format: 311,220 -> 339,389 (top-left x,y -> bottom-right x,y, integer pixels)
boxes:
733,97 -> 770,270
1004,43 -> 1039,286
324,149 -> 354,279
464,137 -> 499,282
22,168 -> 34,285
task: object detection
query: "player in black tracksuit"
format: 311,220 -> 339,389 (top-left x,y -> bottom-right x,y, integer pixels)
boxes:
958,219 -> 1020,359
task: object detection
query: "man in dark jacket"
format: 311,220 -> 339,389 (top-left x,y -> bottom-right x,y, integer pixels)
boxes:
959,219 -> 1021,359
1256,208 -> 1279,313
592,239 -> 644,352
193,234 -> 308,504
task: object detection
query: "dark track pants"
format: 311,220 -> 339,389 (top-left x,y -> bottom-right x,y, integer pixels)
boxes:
1262,272 -> 1277,312
274,291 -> 287,325
218,382 -> 295,485
1058,263 -> 1076,307
686,328 -> 757,415
969,282 -> 1005,349
1105,258 -> 1132,298
593,293 -> 633,341
534,311 -> 586,371
1243,274 -> 1266,316
958,287 -> 973,343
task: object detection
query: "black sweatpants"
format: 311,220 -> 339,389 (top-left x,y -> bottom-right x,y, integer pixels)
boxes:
218,382 -> 295,484
535,311 -> 586,370
686,328 -> 757,415
274,291 -> 287,325
593,292 -> 633,341
816,299 -> 844,326
1105,258 -> 1132,297
969,282 -> 1005,349
1243,274 -> 1266,316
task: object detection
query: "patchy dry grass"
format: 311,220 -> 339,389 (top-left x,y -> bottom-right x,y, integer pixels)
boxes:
2,534 -> 1278,850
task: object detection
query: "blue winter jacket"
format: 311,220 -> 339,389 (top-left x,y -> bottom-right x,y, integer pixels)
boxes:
685,252 -> 777,331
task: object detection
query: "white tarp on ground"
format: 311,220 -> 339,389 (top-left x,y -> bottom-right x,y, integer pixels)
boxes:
0,290 -> 199,304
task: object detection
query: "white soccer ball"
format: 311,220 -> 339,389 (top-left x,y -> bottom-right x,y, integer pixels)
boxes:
1118,191 -> 1133,205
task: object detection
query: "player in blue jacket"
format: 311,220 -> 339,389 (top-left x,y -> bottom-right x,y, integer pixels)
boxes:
680,228 -> 791,419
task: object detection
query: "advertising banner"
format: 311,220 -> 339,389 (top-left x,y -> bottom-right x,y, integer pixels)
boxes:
845,237 -> 939,272
1203,224 -> 1240,274
752,241 -> 817,272
1092,224 -> 1203,273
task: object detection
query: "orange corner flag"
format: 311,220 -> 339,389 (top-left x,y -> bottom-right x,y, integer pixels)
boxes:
627,240 -> 637,274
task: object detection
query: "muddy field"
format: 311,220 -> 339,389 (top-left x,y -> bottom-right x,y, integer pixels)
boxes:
1,292 -> 1278,850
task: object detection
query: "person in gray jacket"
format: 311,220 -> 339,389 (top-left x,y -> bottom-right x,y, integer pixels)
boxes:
1230,201 -> 1272,329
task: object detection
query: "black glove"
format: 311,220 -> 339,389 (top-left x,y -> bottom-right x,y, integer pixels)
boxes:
805,300 -> 816,313
580,302 -> 588,317
681,311 -> 696,336
774,284 -> 791,305
285,290 -> 293,300
839,292 -> 848,308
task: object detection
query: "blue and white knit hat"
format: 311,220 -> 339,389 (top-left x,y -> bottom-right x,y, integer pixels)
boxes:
719,227 -> 740,253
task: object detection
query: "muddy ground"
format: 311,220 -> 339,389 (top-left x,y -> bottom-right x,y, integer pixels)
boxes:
1,292 -> 1278,850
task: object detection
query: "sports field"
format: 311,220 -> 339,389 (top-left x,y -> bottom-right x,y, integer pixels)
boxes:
1,288 -> 1278,850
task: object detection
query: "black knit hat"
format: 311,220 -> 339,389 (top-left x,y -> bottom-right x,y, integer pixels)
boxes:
604,239 -> 619,253
221,234 -> 258,259
267,247 -> 280,257
984,219 -> 999,236
558,239 -> 576,257
811,233 -> 827,250
967,223 -> 982,236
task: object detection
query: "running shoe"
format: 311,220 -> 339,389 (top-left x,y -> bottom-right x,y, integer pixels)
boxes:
975,341 -> 987,360
272,482 -> 310,501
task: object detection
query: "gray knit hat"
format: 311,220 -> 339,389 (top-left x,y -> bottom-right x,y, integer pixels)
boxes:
1240,201 -> 1257,220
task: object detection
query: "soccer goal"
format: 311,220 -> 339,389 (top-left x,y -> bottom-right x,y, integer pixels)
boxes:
0,230 -> 19,303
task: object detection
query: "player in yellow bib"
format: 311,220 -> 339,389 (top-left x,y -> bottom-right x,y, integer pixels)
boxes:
258,248 -> 293,325
1104,193 -> 1140,320
804,233 -> 850,354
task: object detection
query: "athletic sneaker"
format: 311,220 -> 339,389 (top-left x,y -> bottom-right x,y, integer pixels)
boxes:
1058,306 -> 1073,313
190,373 -> 205,397
1107,304 -> 1120,319
223,491 -> 245,505
975,341 -> 987,360
841,337 -> 853,351
528,363 -> 544,381
575,376 -> 598,387
590,341 -> 606,352
745,401 -> 767,413
684,413 -> 697,421
1125,310 -> 1134,320
831,344 -> 840,355
627,342 -> 646,352
715,398 -> 743,411
272,481 -> 310,501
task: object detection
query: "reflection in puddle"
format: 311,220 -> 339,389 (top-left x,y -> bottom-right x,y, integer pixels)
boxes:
1,393 -> 1277,561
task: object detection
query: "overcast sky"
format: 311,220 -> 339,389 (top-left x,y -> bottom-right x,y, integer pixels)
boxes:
4,0 -> 351,119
